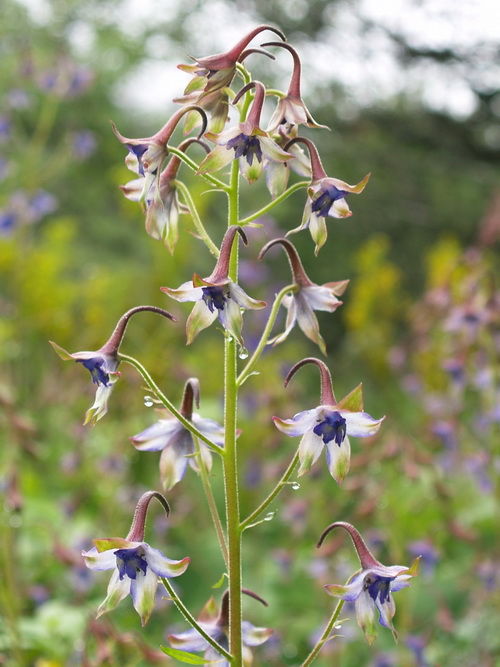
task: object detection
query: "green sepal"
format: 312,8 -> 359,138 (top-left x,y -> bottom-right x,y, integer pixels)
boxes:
94,537 -> 132,552
160,647 -> 218,664
337,383 -> 364,412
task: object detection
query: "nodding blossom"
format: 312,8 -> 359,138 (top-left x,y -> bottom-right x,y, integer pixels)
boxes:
112,105 -> 208,200
131,378 -> 225,490
198,81 -> 292,188
161,226 -> 266,347
49,306 -> 175,425
261,41 -> 328,133
176,25 -> 285,133
168,589 -> 273,666
285,136 -> 370,255
82,491 -> 190,626
317,521 -> 419,644
259,237 -> 348,354
273,358 -> 384,483
120,137 -> 209,253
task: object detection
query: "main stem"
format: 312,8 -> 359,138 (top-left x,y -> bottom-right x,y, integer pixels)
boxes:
224,158 -> 242,664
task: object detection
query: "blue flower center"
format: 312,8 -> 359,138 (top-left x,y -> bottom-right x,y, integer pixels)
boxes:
364,575 -> 393,605
311,185 -> 348,217
313,411 -> 347,446
114,546 -> 148,580
77,357 -> 110,386
226,133 -> 262,166
202,286 -> 228,313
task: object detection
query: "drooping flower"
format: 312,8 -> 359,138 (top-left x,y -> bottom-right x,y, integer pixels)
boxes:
259,238 -> 348,354
161,226 -> 266,346
49,306 -> 175,425
284,136 -> 370,254
120,138 -> 209,253
261,41 -> 328,133
131,378 -> 224,490
112,105 -> 208,200
198,81 -> 292,187
176,25 -> 285,133
82,491 -> 190,626
317,521 -> 419,644
168,589 -> 273,666
273,358 -> 384,483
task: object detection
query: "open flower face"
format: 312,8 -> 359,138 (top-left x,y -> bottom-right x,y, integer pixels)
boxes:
273,359 -> 384,483
83,539 -> 190,626
161,227 -> 266,346
198,81 -> 292,185
318,522 -> 419,645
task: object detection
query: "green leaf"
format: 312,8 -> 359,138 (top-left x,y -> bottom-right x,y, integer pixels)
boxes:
160,646 -> 217,664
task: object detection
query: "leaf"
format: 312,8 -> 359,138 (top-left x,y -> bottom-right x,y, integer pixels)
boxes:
160,646 -> 217,664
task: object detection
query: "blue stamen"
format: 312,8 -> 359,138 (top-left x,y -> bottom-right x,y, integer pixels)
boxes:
313,411 -> 347,446
311,185 -> 348,217
365,575 -> 393,605
202,286 -> 227,313
125,143 -> 149,175
77,357 -> 110,386
114,547 -> 148,580
226,133 -> 262,165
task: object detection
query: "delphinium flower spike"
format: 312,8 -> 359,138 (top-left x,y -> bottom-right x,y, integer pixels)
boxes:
82,491 -> 190,626
260,41 -> 328,133
49,305 -> 175,425
176,25 -> 285,133
273,357 -> 384,483
284,136 -> 370,254
198,80 -> 293,186
161,225 -> 266,347
131,377 -> 225,490
120,137 -> 210,252
317,521 -> 419,644
259,237 -> 348,354
112,105 -> 208,199
168,588 -> 273,665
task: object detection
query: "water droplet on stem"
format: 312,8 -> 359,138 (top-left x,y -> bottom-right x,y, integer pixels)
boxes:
143,396 -> 154,407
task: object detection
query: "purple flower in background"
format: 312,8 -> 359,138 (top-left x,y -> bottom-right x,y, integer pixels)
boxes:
72,130 -> 97,159
0,211 -> 17,236
0,115 -> 11,143
406,635 -> 430,667
29,190 -> 58,220
7,88 -> 31,109
0,158 -> 10,181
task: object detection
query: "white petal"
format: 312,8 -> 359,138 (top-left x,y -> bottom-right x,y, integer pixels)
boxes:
273,408 -> 319,437
131,419 -> 181,451
325,436 -> 351,484
375,593 -> 396,629
259,136 -> 291,162
82,546 -> 117,571
229,282 -> 266,310
241,621 -> 273,646
159,439 -> 191,490
295,293 -> 325,353
302,285 -> 343,313
192,414 -> 225,446
218,296 -> 243,344
168,625 -> 214,652
354,590 -> 377,644
342,411 -> 384,438
96,569 -> 130,618
298,429 -> 324,475
144,544 -> 190,577
329,198 -> 352,218
161,280 -> 202,303
309,213 -> 328,255
186,300 -> 218,344
324,571 -> 365,601
84,384 -> 115,426
130,566 -> 159,625
268,295 -> 297,346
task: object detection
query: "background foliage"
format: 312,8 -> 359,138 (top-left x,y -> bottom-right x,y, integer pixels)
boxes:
1,0 -> 498,664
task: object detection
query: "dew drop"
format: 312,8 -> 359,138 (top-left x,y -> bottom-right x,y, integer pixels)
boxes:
143,395 -> 154,407
238,346 -> 249,360
291,482 -> 301,490
264,512 -> 275,521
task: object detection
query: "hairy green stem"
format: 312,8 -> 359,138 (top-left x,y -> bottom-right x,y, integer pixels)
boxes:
119,354 -> 224,455
173,179 -> 220,258
240,451 -> 299,530
194,437 -> 229,568
161,578 -> 233,661
237,283 -> 297,386
223,157 -> 243,664
239,181 -> 309,225
166,145 -> 229,190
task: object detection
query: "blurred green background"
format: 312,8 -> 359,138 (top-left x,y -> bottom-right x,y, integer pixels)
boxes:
1,0 -> 498,665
